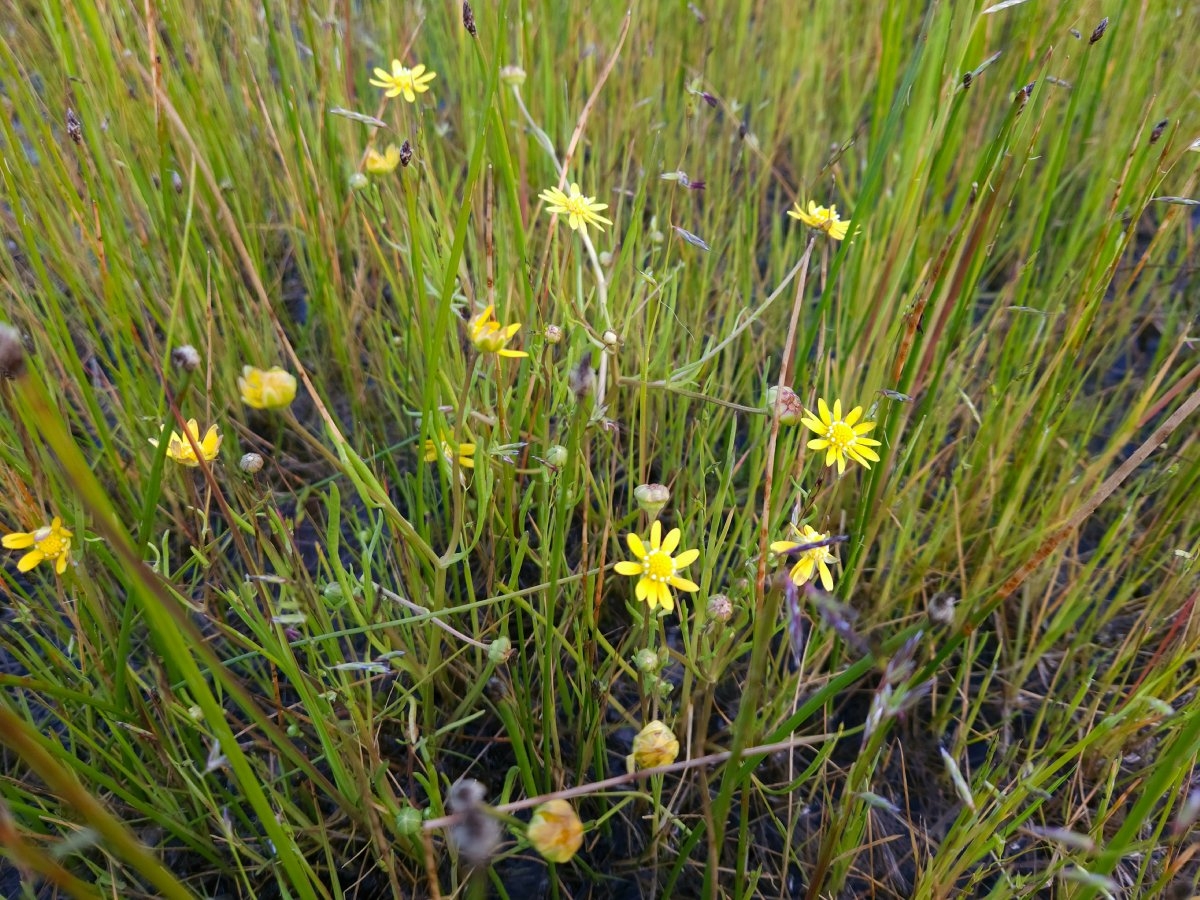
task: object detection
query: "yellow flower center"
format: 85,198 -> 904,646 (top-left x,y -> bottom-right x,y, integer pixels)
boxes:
827,420 -> 856,449
561,193 -> 592,217
33,526 -> 66,556
642,549 -> 674,582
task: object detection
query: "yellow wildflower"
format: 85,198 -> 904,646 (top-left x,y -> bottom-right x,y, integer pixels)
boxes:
770,524 -> 838,592
787,200 -> 849,241
423,432 -> 476,469
151,419 -> 222,467
365,144 -> 402,175
538,183 -> 612,232
614,520 -> 700,613
526,799 -> 584,864
369,60 -> 436,102
3,517 -> 72,575
468,305 -> 528,358
629,720 -> 680,770
801,398 -> 881,475
238,366 -> 297,410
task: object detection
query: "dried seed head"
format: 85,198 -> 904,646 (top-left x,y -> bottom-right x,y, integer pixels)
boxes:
462,1 -> 477,36
0,322 -> 27,379
601,329 -> 621,351
171,344 -> 201,372
569,357 -> 596,400
927,592 -> 957,627
399,140 -> 413,167
1150,119 -> 1168,144
66,107 -> 82,144
707,593 -> 733,623
447,779 -> 500,867
1089,17 -> 1108,44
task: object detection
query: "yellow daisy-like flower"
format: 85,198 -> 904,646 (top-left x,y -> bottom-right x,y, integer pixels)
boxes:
526,799 -> 584,864
238,366 -> 297,410
365,144 -> 401,175
151,419 -> 222,467
801,398 -> 881,475
423,432 -> 476,469
3,517 -> 72,575
770,524 -> 838,592
369,60 -> 436,102
538,183 -> 612,232
614,520 -> 700,613
629,720 -> 680,770
787,200 -> 849,241
468,305 -> 528,358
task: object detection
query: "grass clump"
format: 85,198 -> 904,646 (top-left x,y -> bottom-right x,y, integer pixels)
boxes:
1,0 -> 1199,897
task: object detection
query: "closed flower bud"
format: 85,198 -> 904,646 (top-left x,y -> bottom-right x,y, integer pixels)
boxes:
488,636 -> 512,664
171,344 -> 201,372
544,324 -> 564,344
707,593 -> 733,623
634,648 -> 660,673
499,65 -> 526,86
545,444 -> 568,467
348,172 -> 369,191
601,329 -> 621,352
766,385 -> 804,425
239,452 -> 264,474
395,805 -> 424,836
634,483 -> 670,519
630,720 -> 679,770
526,799 -> 584,863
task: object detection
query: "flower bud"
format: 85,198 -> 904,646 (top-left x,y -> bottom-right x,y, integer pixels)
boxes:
239,452 -> 264,474
499,65 -> 527,86
598,250 -> 613,266
634,483 -> 670,519
526,799 -> 584,863
488,636 -> 512,664
634,648 -> 660,673
765,385 -> 804,425
395,806 -> 424,836
171,344 -> 201,372
629,720 -> 679,771
545,444 -> 568,467
544,324 -> 564,344
348,172 -> 369,191
707,593 -> 733,623
601,329 -> 621,352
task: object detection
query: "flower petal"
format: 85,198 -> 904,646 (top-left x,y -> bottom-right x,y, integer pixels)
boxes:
615,560 -> 643,576
845,406 -> 862,426
626,532 -> 646,559
635,577 -> 649,603
661,527 -> 681,555
56,553 -> 69,575
17,549 -> 43,572
649,520 -> 662,550
817,560 -> 834,591
658,588 -> 674,613
673,548 -> 699,568
808,438 -> 830,451
669,575 -> 699,593
3,532 -> 35,549
769,540 -> 799,553
817,398 -> 832,424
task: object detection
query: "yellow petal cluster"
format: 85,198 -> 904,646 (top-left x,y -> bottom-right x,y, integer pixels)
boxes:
614,520 -> 700,613
538,183 -> 612,232
770,524 -> 838,591
423,432 -> 476,469
787,200 -> 849,240
238,366 -> 297,410
630,720 -> 680,770
368,61 -> 436,102
365,144 -> 402,175
801,398 -> 881,475
2,517 -> 72,575
468,306 -> 528,358
151,419 -> 222,467
526,799 -> 584,864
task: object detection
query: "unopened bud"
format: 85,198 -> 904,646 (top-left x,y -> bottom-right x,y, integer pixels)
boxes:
634,648 -> 660,673
499,65 -> 526,86
629,720 -> 679,771
488,636 -> 512,664
634,483 -> 670,519
544,324 -> 564,344
171,345 -> 201,372
545,444 -> 568,467
395,806 -> 424,836
348,172 -> 369,191
765,385 -> 804,425
601,329 -> 621,352
239,452 -> 264,474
